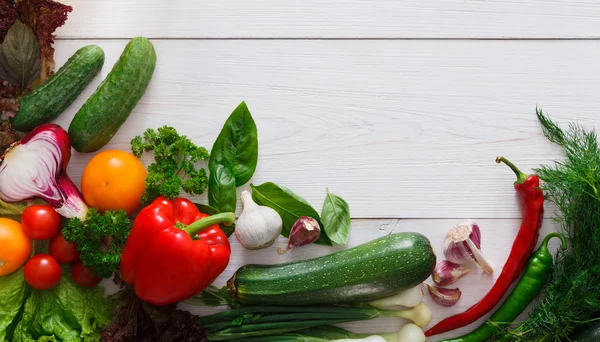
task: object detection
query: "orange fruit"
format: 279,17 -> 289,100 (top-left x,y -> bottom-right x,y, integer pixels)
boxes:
81,150 -> 147,214
0,218 -> 32,276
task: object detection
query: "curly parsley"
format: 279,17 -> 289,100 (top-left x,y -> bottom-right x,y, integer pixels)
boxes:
62,208 -> 131,278
131,126 -> 210,205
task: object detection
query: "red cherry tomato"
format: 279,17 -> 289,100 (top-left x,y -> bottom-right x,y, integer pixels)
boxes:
24,254 -> 61,290
49,233 -> 80,264
21,205 -> 61,240
71,260 -> 102,287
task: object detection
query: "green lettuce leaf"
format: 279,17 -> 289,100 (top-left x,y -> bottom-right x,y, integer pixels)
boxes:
0,268 -> 30,342
12,268 -> 113,342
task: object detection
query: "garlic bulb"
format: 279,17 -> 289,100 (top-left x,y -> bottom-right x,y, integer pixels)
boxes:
443,219 -> 494,274
235,191 -> 283,250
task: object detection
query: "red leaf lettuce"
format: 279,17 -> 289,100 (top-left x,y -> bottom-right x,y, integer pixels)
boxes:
0,0 -> 71,150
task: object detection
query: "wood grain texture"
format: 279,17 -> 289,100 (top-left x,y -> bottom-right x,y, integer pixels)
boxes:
55,0 -> 600,39
99,218 -> 562,341
53,39 -> 600,218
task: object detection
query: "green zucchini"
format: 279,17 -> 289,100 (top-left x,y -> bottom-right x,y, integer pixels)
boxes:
12,45 -> 105,132
68,37 -> 156,153
227,232 -> 436,305
573,321 -> 600,342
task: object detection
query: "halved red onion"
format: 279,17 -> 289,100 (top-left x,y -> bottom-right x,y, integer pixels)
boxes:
0,124 -> 88,219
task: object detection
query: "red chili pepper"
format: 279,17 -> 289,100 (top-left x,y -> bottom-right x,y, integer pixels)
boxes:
425,157 -> 544,337
120,196 -> 234,305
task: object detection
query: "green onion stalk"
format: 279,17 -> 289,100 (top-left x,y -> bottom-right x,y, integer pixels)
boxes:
211,325 -> 425,342
200,305 -> 430,341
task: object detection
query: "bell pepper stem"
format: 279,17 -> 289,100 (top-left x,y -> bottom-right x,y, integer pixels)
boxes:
184,212 -> 236,237
496,156 -> 529,184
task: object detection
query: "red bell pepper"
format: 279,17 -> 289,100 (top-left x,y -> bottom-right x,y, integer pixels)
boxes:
120,196 -> 235,305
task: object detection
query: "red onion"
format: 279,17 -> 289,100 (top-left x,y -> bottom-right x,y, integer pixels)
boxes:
0,124 -> 88,219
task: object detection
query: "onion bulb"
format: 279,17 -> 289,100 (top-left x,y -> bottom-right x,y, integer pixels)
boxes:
0,124 -> 88,219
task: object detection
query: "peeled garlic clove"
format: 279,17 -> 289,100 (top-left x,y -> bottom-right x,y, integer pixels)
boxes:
235,191 -> 283,250
278,216 -> 321,254
432,260 -> 472,286
444,220 -> 494,274
425,283 -> 461,307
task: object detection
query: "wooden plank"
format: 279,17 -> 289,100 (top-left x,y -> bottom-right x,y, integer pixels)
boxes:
100,218 -> 562,341
55,0 -> 600,39
53,39 -> 600,218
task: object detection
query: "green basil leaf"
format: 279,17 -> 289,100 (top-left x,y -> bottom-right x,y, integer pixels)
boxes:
194,203 -> 236,237
0,20 -> 40,91
208,162 -> 237,214
209,101 -> 258,187
251,182 -> 332,246
321,188 -> 351,245
222,222 -> 238,237
185,285 -> 232,307
194,203 -> 221,216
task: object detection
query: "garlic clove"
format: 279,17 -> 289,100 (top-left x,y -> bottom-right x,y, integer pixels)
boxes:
278,216 -> 321,254
425,283 -> 461,307
432,260 -> 472,287
235,191 -> 283,250
443,220 -> 494,274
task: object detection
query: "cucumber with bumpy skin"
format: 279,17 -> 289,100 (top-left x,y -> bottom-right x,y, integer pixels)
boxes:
68,37 -> 156,153
12,45 -> 104,132
227,232 -> 436,306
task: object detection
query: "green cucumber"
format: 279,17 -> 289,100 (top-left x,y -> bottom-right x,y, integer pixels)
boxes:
68,37 -> 156,153
227,232 -> 436,305
12,45 -> 104,132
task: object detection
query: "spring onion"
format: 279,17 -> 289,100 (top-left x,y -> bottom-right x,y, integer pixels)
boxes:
201,303 -> 432,340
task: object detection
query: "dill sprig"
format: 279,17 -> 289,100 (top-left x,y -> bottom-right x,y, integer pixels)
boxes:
503,109 -> 600,341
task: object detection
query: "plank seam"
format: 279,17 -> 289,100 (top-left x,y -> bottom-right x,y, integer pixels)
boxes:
55,37 -> 600,41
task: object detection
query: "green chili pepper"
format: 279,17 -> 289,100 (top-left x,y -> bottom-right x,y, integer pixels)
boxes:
441,232 -> 566,342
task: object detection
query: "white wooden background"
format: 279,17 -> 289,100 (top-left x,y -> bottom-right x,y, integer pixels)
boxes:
51,1 -> 600,340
